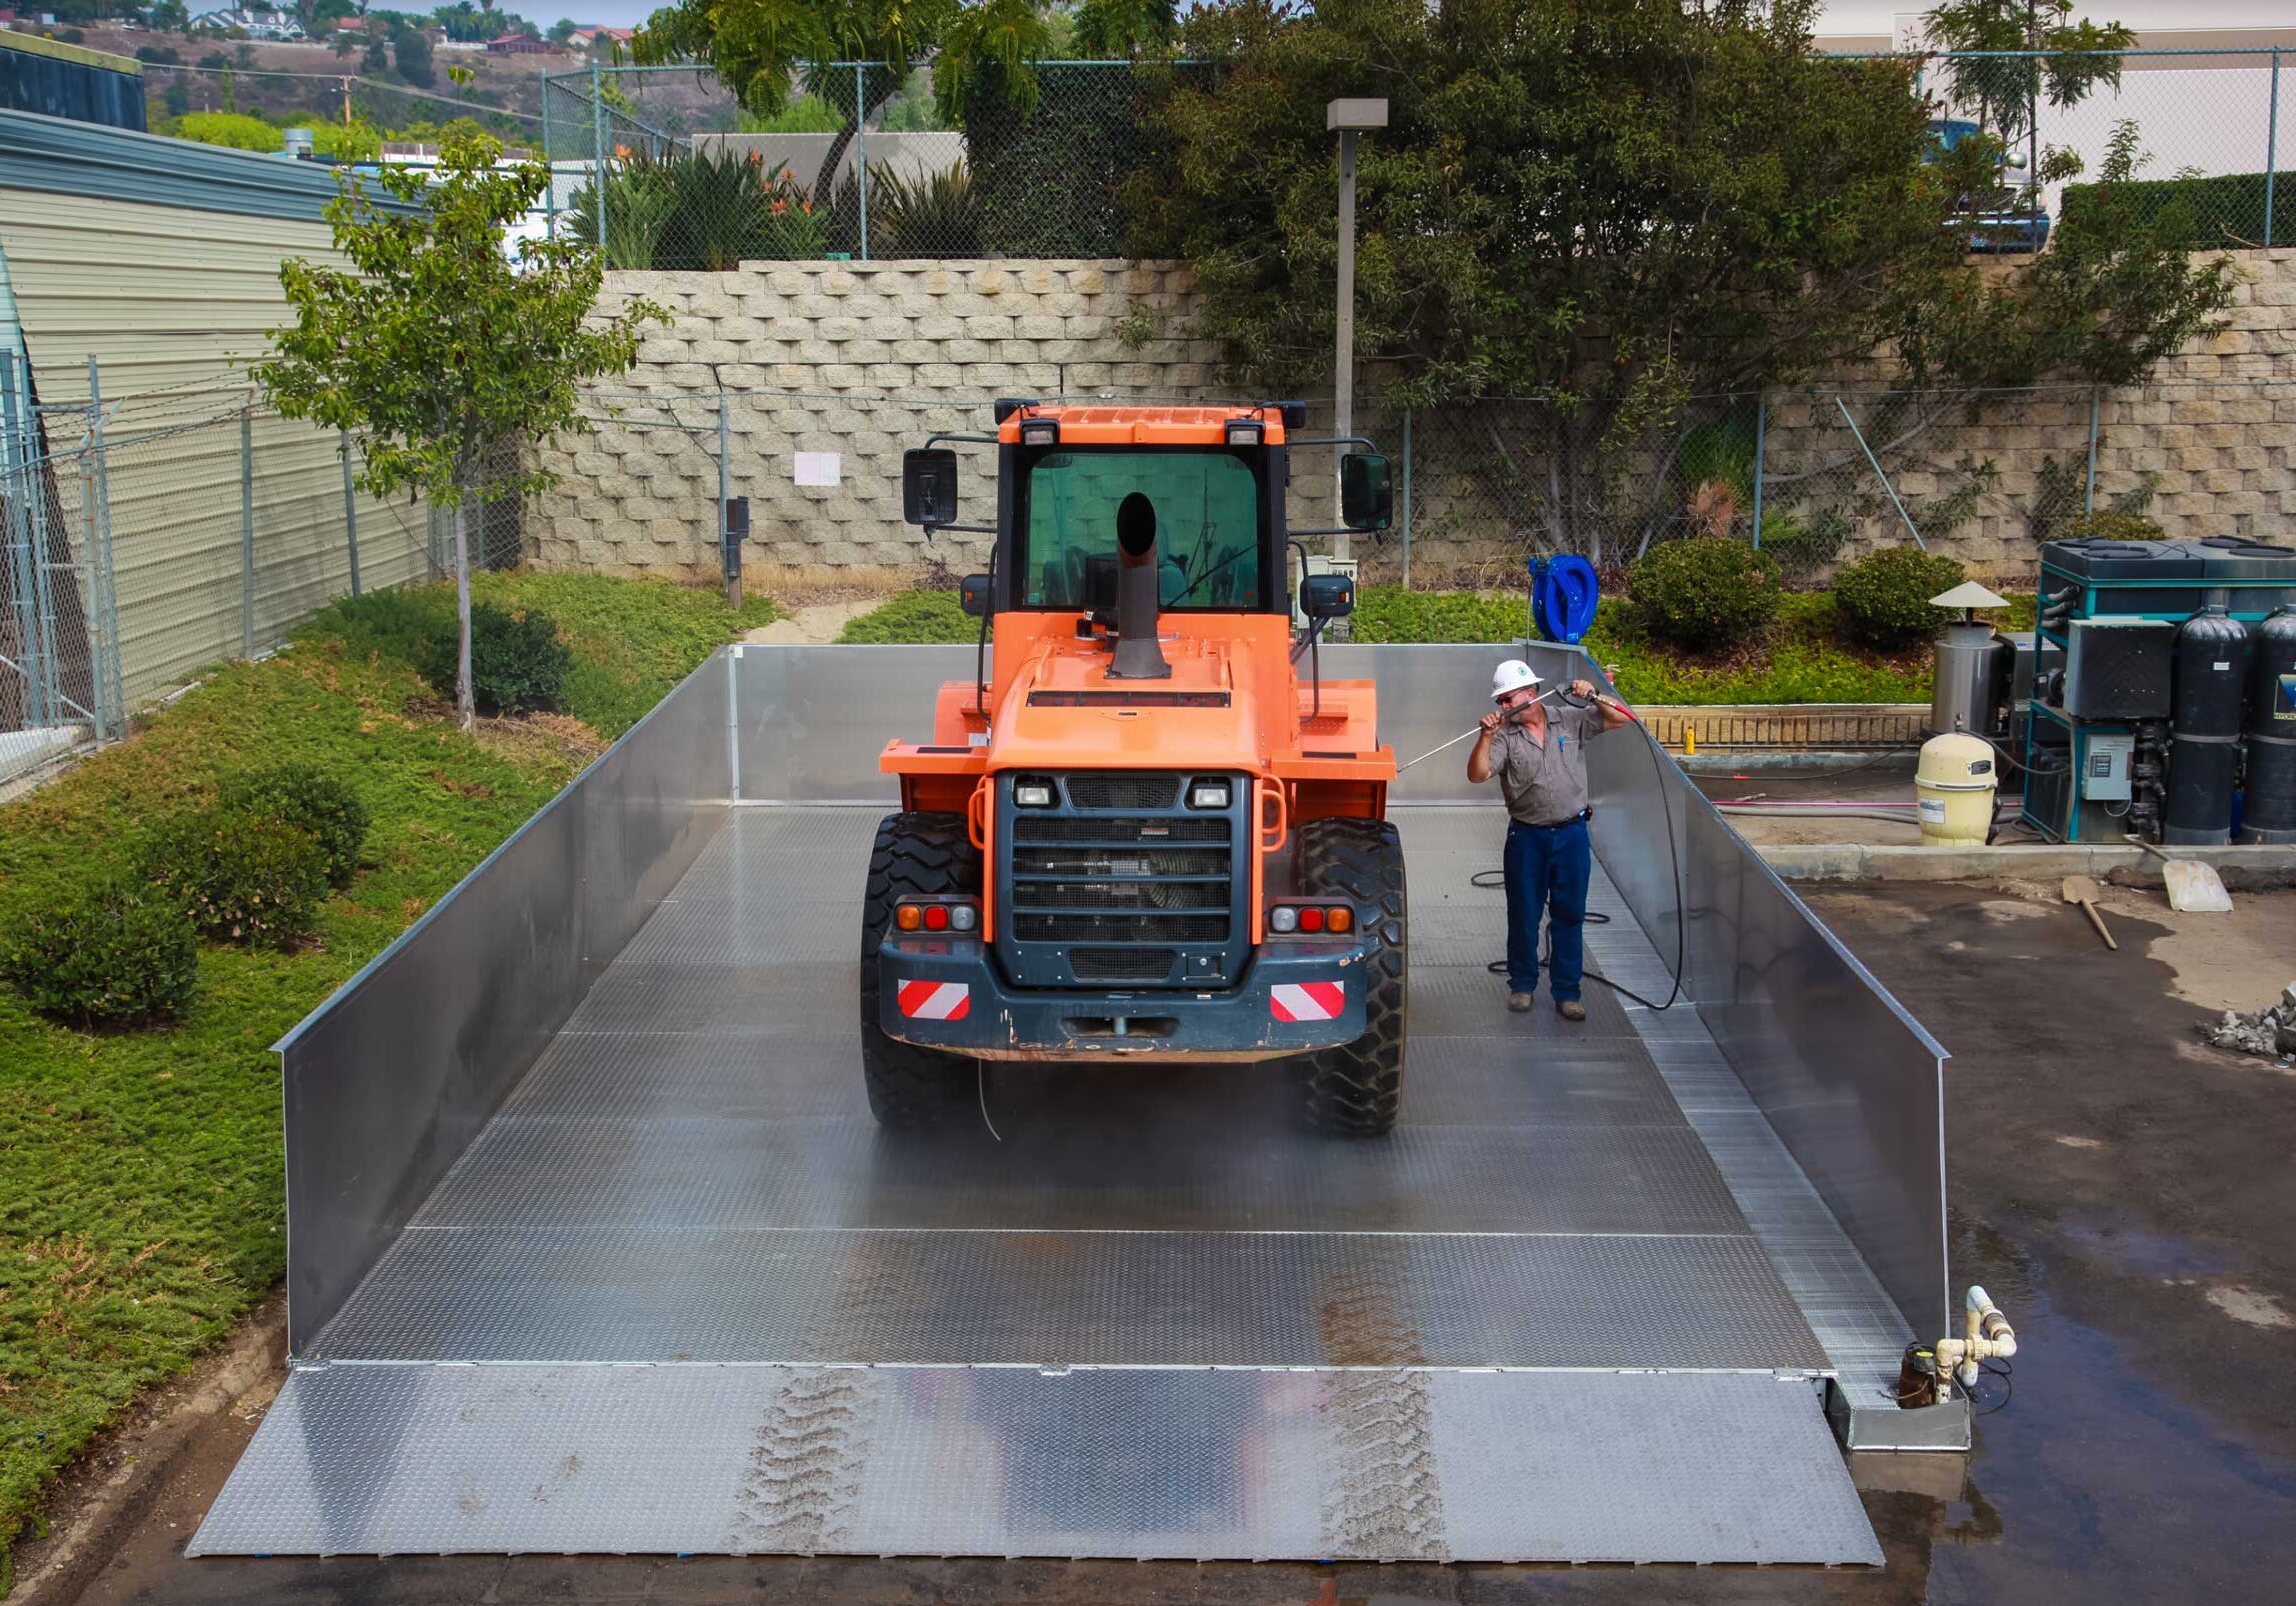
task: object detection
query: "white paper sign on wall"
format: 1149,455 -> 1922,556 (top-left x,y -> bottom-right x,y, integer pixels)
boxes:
794,452 -> 842,487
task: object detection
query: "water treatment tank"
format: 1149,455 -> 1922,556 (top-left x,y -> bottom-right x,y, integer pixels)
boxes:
2165,605 -> 2251,847
2239,608 -> 2296,844
1915,730 -> 1997,846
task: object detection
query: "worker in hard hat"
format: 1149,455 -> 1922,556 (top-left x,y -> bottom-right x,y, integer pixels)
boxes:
1468,659 -> 1635,1020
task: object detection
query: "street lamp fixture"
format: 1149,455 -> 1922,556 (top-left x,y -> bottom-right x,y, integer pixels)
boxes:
1327,98 -> 1387,562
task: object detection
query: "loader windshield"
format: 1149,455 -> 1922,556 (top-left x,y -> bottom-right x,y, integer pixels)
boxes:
1018,448 -> 1265,612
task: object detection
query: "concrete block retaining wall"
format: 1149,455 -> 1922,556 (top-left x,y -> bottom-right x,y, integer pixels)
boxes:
528,250 -> 2296,586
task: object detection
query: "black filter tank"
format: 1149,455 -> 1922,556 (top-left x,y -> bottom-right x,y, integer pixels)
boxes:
2165,605 -> 2251,846
2239,608 -> 2296,844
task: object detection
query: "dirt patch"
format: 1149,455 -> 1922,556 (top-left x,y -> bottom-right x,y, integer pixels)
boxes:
746,563 -> 924,610
9,1293 -> 284,1606
745,599 -> 890,645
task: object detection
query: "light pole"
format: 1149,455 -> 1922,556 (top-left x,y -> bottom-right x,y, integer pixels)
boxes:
1327,96 -> 1387,562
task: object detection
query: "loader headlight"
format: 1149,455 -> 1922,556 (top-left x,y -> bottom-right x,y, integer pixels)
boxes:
1188,781 -> 1231,810
1014,779 -> 1055,808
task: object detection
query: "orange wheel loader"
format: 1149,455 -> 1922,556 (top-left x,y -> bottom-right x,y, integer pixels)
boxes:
863,400 -> 1407,1135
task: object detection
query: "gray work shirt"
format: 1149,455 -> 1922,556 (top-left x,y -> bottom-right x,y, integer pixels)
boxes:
1488,701 -> 1607,826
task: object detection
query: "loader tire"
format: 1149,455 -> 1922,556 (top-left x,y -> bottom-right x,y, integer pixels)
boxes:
1289,816 -> 1408,1137
859,811 -> 981,1128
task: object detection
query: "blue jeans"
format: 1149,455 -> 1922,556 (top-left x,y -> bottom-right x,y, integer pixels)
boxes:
1503,816 -> 1591,1000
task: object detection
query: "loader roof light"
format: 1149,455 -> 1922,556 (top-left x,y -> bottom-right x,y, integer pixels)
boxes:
1018,418 -> 1060,446
1224,419 -> 1264,448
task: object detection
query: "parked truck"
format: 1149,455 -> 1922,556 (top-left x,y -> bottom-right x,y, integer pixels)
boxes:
862,400 -> 1409,1134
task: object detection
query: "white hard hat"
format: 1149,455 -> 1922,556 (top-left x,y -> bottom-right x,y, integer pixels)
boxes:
1492,659 -> 1542,700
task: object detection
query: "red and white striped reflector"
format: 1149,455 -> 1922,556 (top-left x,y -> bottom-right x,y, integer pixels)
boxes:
896,980 -> 971,1022
1269,981 -> 1344,1023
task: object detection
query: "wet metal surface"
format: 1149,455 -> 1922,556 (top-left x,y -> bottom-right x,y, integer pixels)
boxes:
191,808 -> 1881,1563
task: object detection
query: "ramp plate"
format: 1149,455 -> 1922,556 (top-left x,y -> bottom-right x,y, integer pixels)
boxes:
193,809 -> 1881,1564
191,1364 -> 1880,1564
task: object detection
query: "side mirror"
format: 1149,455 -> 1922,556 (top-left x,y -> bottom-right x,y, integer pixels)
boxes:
1300,572 -> 1355,620
1340,452 -> 1393,532
959,573 -> 993,618
903,448 -> 958,526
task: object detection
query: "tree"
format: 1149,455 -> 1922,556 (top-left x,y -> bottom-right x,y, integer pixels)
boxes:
628,0 -> 1045,206
392,21 -> 435,86
550,16 -> 577,44
251,132 -> 665,730
1131,0 -> 2231,558
150,0 -> 191,30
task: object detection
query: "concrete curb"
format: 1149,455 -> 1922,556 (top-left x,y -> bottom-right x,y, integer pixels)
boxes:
1759,842 -> 2296,887
11,1297 -> 285,1606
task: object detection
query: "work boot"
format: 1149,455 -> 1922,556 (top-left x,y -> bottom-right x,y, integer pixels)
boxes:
1556,999 -> 1587,1022
1507,991 -> 1534,1013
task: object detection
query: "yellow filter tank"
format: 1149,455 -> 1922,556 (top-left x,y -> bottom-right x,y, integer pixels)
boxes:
1914,731 -> 1998,846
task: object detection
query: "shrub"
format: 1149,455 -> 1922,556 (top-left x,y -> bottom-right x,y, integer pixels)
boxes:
142,808 -> 331,950
1625,537 -> 1781,652
2061,169 -> 2294,253
219,765 -> 371,889
417,602 -> 573,716
0,880 -> 199,1029
2055,508 -> 2165,542
170,111 -> 283,152
838,588 -> 983,644
868,161 -> 981,256
1833,546 -> 1969,650
1352,587 -> 1525,644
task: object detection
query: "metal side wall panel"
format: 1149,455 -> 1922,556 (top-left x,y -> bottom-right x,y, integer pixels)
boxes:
277,650 -> 734,1354
1542,642 -> 1951,1342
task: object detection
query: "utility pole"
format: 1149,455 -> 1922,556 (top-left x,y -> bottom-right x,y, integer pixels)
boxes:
1327,97 -> 1387,563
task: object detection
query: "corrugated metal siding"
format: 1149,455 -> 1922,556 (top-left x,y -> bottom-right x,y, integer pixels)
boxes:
0,37 -> 146,132
0,188 -> 429,703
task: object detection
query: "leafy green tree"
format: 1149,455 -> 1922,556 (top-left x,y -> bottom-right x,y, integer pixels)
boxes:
1132,0 -> 2231,558
551,16 -> 578,44
150,0 -> 191,30
392,22 -> 434,87
628,0 -> 1045,203
251,132 -> 665,729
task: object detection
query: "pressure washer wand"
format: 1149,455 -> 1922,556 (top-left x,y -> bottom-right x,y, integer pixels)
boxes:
1393,684 -> 1569,775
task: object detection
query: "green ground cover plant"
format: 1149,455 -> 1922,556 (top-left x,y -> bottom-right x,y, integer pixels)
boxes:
0,573 -> 768,1580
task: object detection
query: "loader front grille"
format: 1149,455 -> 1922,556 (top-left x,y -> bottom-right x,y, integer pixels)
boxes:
997,772 -> 1247,990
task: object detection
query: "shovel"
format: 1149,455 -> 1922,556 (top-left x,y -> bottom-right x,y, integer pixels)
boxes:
2125,836 -> 2234,913
2061,874 -> 2117,951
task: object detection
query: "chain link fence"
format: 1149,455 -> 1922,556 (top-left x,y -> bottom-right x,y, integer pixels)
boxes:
139,61 -> 545,151
0,361 -> 464,793
539,60 -> 1156,266
1378,379 -> 2293,590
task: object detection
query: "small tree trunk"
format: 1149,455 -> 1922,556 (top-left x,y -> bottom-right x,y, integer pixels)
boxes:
452,496 -> 474,732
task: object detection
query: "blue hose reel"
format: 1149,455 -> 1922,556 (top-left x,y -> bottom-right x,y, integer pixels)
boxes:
1530,555 -> 1601,644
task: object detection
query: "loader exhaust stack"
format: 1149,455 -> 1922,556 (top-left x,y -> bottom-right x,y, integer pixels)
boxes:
1109,491 -> 1172,680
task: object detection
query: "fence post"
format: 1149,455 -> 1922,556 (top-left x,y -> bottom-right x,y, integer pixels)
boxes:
590,57 -> 608,258
20,355 -> 59,730
855,62 -> 870,262
2268,48 -> 2281,248
1749,390 -> 1766,549
342,429 -> 362,597
240,402 -> 255,657
1834,395 -> 1925,550
1399,406 -> 1413,589
718,392 -> 735,606
2085,386 -> 2102,514
83,355 -> 122,742
541,75 -> 556,242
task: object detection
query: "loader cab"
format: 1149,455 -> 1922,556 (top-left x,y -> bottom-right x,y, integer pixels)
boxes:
903,400 -> 1392,622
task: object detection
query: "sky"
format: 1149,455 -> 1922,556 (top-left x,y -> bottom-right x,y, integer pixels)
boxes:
547,3 -> 2296,39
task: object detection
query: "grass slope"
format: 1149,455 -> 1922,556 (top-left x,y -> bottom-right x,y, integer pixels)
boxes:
0,573 -> 769,1576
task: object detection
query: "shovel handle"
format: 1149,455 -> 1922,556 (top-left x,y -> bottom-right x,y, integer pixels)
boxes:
2080,899 -> 2117,951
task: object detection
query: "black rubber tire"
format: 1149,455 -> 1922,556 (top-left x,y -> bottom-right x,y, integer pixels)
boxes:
1288,816 -> 1408,1136
858,811 -> 982,1128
